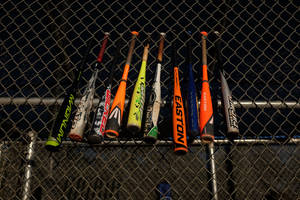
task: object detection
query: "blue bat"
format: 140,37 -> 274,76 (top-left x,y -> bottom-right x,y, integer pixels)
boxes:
186,37 -> 199,142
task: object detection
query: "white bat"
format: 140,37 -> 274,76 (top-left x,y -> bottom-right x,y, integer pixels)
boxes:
143,33 -> 165,143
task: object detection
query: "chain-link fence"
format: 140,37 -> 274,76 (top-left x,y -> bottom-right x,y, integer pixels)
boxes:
1,0 -> 299,199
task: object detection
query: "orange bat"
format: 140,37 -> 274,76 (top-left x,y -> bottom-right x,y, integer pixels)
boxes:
199,31 -> 214,143
172,41 -> 188,154
105,31 -> 139,138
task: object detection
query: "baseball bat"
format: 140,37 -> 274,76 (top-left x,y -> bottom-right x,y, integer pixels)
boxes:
143,33 -> 165,143
127,38 -> 150,133
69,33 -> 109,141
214,31 -> 239,137
199,31 -> 214,143
185,35 -> 199,142
105,31 -> 139,138
87,40 -> 122,144
172,40 -> 188,154
45,40 -> 93,151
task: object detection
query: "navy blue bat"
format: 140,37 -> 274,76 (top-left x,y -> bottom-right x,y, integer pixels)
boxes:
186,37 -> 199,142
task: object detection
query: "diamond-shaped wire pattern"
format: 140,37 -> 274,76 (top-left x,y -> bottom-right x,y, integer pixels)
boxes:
1,0 -> 299,199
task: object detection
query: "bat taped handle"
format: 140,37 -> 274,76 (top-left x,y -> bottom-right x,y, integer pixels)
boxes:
97,33 -> 109,63
125,31 -> 139,65
201,31 -> 208,65
157,33 -> 165,62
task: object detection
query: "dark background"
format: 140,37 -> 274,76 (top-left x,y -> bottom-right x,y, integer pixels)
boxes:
0,0 -> 299,199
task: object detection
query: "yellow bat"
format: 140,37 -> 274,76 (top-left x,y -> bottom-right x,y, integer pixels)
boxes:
127,39 -> 150,133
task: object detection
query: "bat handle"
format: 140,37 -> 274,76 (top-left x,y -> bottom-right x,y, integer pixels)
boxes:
97,32 -> 110,63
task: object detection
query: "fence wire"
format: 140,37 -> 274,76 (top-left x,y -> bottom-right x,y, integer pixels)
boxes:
1,0 -> 299,199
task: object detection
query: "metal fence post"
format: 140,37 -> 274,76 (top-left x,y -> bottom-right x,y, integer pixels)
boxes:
22,131 -> 37,200
209,142 -> 218,200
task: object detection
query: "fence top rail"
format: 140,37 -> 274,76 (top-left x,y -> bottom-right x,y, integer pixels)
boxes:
0,97 -> 299,109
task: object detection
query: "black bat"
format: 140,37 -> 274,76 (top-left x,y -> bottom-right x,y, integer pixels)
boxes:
45,40 -> 93,151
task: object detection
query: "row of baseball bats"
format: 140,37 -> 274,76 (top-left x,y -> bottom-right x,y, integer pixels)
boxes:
45,31 -> 239,154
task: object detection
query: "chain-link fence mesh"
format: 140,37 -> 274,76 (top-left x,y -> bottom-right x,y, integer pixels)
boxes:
1,0 -> 299,199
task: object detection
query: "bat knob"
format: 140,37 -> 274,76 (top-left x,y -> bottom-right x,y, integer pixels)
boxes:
131,31 -> 139,36
201,31 -> 208,36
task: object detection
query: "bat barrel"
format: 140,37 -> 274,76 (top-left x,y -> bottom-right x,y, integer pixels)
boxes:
172,40 -> 188,154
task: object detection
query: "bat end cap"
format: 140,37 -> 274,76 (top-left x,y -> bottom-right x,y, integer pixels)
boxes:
174,147 -> 188,155
160,32 -> 166,36
45,136 -> 60,152
87,135 -> 103,144
214,31 -> 220,36
69,133 -> 83,142
201,31 -> 208,36
131,31 -> 139,36
201,134 -> 214,143
127,125 -> 141,135
105,130 -> 119,138
144,136 -> 157,144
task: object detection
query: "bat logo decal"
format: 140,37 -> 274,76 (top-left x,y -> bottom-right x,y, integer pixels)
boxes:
228,96 -> 238,129
109,106 -> 121,125
175,95 -> 185,144
57,94 -> 75,143
134,81 -> 145,121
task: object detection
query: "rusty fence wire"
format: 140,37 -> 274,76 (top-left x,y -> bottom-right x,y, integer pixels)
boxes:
1,0 -> 299,199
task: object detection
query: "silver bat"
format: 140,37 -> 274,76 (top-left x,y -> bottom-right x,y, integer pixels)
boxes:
215,31 -> 239,136
220,70 -> 239,135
